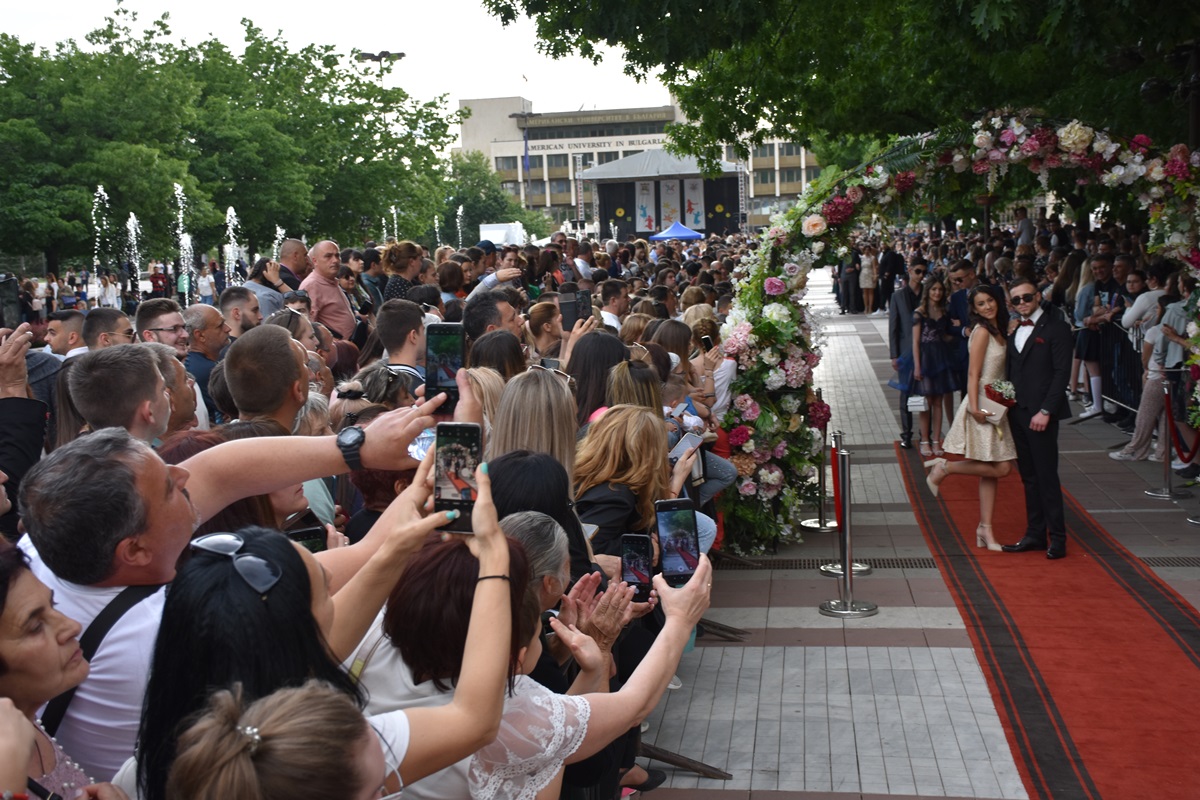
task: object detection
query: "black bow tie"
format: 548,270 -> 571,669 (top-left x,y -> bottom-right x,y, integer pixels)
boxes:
1019,319 -> 1035,327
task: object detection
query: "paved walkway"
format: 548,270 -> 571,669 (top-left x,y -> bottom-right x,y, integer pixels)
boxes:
642,267 -> 1200,799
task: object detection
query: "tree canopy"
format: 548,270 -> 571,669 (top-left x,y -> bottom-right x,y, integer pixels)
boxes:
435,151 -> 552,247
0,6 -> 462,271
484,0 -> 1200,169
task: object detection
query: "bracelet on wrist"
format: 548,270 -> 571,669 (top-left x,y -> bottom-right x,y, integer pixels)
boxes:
477,574 -> 511,583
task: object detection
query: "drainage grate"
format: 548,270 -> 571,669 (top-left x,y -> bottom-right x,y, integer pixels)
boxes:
714,556 -> 938,571
1141,556 -> 1200,568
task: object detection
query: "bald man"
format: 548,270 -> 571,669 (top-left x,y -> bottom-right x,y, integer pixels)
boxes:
299,239 -> 356,340
277,238 -> 310,290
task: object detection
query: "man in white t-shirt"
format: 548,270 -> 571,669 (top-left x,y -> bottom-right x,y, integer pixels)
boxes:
17,401 -> 442,779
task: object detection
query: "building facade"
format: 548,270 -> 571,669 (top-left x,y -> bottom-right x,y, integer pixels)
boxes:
458,96 -> 821,230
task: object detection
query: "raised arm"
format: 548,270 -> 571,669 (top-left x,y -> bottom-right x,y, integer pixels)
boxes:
398,464 -> 512,784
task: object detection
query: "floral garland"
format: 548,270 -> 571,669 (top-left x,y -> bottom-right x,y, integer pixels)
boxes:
719,108 -> 1200,553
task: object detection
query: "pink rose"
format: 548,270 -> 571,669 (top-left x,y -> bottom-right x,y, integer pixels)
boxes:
743,401 -> 761,421
1130,134 -> 1152,154
846,185 -> 865,204
972,159 -> 991,175
999,129 -> 1017,146
773,442 -> 788,458
738,479 -> 758,497
764,277 -> 787,296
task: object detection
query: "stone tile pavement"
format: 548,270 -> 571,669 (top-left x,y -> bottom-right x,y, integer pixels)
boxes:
638,267 -> 1200,798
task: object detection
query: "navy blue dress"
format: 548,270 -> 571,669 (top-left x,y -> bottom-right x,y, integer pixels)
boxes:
911,312 -> 956,396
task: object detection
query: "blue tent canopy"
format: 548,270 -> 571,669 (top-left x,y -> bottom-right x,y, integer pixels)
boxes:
649,221 -> 703,241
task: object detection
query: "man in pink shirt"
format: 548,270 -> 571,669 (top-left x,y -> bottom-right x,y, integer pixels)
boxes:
300,240 -> 357,340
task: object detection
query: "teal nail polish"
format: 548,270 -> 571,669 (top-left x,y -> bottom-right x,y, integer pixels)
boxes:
480,462 -> 489,475
446,510 -> 460,520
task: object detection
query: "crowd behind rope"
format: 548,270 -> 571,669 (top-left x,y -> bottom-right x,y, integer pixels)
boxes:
851,208 -> 1197,471
0,231 -> 760,799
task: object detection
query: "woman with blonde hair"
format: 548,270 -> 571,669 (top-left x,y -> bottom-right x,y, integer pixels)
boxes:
606,359 -> 663,412
574,405 -> 699,557
465,366 -> 505,430
680,303 -> 715,329
433,245 -> 455,265
679,286 -> 706,312
486,367 -> 579,482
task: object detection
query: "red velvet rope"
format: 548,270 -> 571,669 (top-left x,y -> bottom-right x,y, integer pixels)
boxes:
1165,382 -> 1200,463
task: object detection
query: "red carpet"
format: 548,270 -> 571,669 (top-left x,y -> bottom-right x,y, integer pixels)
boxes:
897,444 -> 1200,800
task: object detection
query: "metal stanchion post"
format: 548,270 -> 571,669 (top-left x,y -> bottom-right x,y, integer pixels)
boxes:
800,395 -> 837,533
1147,381 -> 1192,501
819,449 -> 878,618
819,429 -> 872,577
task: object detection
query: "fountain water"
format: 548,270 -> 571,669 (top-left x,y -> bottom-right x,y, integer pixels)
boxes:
272,226 -> 286,262
91,186 -> 111,296
173,183 -> 195,303
380,216 -> 389,242
224,207 -> 244,285
390,205 -> 398,241
456,204 -> 464,250
434,215 -> 441,247
125,213 -> 141,284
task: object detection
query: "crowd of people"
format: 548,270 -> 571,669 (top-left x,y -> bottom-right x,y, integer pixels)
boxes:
856,209 -> 1194,553
0,230 -> 760,799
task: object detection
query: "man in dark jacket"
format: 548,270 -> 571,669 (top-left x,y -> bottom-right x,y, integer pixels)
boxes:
1001,277 -> 1073,559
888,260 -> 927,448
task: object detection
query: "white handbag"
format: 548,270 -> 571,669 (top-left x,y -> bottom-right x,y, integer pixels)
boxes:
906,395 -> 929,412
977,395 -> 1009,425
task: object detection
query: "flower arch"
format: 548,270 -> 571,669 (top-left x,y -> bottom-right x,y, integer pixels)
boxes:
719,109 -> 1200,553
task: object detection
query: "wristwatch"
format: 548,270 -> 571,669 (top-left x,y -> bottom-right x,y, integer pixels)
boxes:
1038,408 -> 1051,417
336,425 -> 366,471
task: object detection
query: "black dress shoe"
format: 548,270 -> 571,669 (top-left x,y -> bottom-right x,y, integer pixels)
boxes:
1001,537 -> 1048,553
627,768 -> 667,793
1176,463 -> 1200,480
1046,545 -> 1067,560
899,438 -> 913,450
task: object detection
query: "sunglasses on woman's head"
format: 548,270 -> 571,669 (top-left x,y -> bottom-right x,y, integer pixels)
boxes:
189,532 -> 283,596
283,290 -> 309,302
528,363 -> 576,391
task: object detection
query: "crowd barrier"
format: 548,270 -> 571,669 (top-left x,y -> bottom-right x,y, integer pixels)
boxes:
816,431 -> 878,619
1097,320 -> 1145,414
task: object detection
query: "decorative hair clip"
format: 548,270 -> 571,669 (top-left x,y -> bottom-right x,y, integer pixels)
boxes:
344,411 -> 361,424
338,389 -> 366,400
239,725 -> 262,755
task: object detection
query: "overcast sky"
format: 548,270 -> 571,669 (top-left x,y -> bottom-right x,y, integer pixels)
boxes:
5,0 -> 672,131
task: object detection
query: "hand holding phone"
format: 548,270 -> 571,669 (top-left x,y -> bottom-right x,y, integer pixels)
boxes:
655,499 -> 701,588
653,553 -> 712,628
621,534 -> 654,602
433,422 -> 482,532
425,323 -> 465,413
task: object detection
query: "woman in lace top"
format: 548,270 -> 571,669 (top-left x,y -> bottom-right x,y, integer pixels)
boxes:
354,492 -> 713,800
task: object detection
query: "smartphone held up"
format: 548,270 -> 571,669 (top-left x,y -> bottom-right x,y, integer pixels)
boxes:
656,499 -> 701,588
433,422 -> 482,532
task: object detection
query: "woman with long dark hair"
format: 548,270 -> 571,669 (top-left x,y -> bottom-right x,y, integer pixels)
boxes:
926,284 -> 1016,549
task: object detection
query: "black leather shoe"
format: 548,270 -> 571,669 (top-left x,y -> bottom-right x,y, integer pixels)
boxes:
1046,545 -> 1067,560
899,438 -> 913,450
1001,537 -> 1048,553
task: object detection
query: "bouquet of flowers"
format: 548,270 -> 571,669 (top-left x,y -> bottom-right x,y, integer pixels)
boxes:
979,380 -> 1016,425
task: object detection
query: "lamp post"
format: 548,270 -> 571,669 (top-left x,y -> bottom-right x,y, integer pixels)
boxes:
509,110 -> 537,210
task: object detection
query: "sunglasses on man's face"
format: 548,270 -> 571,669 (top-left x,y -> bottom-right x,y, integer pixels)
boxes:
1010,293 -> 1038,305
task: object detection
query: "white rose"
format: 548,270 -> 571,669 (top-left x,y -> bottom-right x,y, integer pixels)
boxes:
952,153 -> 969,173
878,193 -> 892,205
763,303 -> 791,323
1057,121 -> 1094,153
761,348 -> 781,366
811,241 -> 825,255
972,132 -> 993,150
764,369 -> 786,390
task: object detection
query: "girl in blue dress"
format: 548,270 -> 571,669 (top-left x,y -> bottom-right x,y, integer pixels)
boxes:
911,279 -> 955,456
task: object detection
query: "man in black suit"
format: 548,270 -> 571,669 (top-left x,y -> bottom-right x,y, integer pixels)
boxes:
888,259 -> 927,449
1001,277 -> 1073,559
